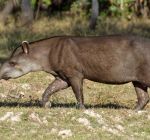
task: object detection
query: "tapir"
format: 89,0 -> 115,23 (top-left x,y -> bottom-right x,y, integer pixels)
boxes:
0,35 -> 150,110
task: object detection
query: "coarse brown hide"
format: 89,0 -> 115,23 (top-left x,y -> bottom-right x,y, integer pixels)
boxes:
0,35 -> 150,110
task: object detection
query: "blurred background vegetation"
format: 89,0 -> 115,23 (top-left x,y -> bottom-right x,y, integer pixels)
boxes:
0,0 -> 150,54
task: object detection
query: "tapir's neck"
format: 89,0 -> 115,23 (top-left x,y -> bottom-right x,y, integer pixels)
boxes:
27,37 -> 67,75
28,41 -> 54,73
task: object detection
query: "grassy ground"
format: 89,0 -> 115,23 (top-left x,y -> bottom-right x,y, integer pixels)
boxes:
0,16 -> 150,139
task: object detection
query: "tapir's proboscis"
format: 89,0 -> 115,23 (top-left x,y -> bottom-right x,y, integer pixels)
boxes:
0,35 -> 150,110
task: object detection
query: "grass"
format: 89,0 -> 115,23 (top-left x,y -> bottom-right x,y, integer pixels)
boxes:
0,16 -> 150,139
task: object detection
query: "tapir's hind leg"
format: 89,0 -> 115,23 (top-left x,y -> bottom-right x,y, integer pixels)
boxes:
133,81 -> 149,111
42,78 -> 69,108
69,76 -> 85,109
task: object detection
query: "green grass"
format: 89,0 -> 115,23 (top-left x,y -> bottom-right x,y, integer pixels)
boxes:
0,16 -> 150,139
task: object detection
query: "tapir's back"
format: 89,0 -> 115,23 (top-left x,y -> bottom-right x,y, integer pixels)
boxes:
64,35 -> 150,83
11,35 -> 150,84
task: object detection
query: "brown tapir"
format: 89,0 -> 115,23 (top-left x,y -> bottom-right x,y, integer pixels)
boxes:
0,35 -> 150,110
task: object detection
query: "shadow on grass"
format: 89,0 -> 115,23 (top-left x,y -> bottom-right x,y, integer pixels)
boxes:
0,100 -> 130,109
51,102 -> 130,109
0,100 -> 41,108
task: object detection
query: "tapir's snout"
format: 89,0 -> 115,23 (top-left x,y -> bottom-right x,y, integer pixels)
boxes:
0,62 -> 15,80
0,73 -> 11,80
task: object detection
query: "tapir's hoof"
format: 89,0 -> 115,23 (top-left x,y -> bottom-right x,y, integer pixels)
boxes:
42,101 -> 52,108
134,104 -> 146,112
76,104 -> 86,110
134,107 -> 141,112
134,99 -> 149,111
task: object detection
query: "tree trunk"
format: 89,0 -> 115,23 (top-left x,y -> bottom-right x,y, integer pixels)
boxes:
34,0 -> 42,20
89,0 -> 99,30
0,0 -> 19,23
21,0 -> 33,25
134,0 -> 148,17
145,0 -> 150,18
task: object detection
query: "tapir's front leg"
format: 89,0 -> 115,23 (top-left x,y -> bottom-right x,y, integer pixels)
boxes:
42,78 -> 69,108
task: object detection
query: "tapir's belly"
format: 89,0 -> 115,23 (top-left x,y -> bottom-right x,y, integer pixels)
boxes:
81,53 -> 138,84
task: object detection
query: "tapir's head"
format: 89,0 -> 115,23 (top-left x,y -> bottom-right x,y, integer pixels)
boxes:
0,41 -> 42,80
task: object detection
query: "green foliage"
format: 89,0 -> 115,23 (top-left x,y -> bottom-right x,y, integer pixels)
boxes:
71,0 -> 90,12
0,0 -> 149,24
31,0 -> 51,8
107,0 -> 134,17
31,0 -> 36,7
112,0 -> 134,4
0,0 -> 7,9
43,0 -> 51,6
70,0 -> 90,17
109,5 -> 122,16
0,0 -> 146,18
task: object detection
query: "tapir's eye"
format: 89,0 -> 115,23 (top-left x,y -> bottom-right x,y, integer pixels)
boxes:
9,61 -> 17,67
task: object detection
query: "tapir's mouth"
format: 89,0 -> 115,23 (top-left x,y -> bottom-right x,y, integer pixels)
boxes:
4,77 -> 10,80
2,76 -> 10,80
1,74 -> 11,80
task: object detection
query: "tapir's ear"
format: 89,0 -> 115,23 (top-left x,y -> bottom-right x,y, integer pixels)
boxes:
22,41 -> 29,54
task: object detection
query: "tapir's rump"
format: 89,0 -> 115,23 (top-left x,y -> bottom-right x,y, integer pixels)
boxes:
0,35 -> 150,110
